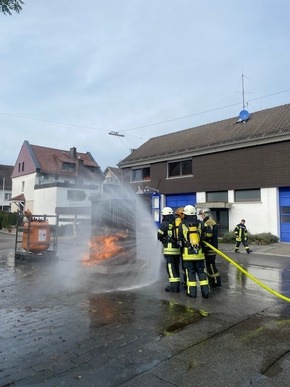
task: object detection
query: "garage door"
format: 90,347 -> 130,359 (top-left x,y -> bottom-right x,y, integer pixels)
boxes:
166,193 -> 196,210
279,188 -> 290,242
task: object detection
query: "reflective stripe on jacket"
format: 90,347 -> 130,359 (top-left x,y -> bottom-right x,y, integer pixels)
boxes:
234,223 -> 247,241
203,216 -> 218,256
157,220 -> 180,256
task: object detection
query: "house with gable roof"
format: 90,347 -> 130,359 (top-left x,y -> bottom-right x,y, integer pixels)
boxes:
103,166 -> 123,196
118,103 -> 290,242
10,141 -> 104,219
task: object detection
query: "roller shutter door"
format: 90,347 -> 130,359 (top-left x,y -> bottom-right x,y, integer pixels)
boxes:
279,188 -> 290,242
166,194 -> 196,210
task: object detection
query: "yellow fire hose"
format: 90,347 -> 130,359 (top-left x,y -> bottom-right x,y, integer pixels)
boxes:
203,241 -> 290,303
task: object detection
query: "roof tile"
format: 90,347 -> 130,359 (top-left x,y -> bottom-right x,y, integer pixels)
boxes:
118,103 -> 290,166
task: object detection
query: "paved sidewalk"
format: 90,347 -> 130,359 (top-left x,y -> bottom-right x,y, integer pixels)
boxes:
219,241 -> 290,257
1,236 -> 290,386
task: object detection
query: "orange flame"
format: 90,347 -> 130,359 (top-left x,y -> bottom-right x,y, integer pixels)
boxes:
82,231 -> 128,266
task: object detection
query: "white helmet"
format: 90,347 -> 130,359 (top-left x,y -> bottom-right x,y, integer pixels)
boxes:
199,208 -> 211,215
161,207 -> 174,216
183,205 -> 196,216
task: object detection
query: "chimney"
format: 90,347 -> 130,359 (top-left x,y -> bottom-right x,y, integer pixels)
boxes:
69,147 -> 77,159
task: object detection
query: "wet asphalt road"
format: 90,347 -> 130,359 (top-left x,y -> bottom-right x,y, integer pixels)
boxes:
1,232 -> 290,386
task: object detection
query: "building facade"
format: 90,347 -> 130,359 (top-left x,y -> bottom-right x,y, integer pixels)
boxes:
11,141 -> 104,221
0,164 -> 13,211
103,166 -> 123,197
118,103 -> 290,242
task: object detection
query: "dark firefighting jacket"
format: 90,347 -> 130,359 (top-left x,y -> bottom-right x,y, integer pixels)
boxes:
203,216 -> 218,256
157,215 -> 180,255
234,223 -> 248,242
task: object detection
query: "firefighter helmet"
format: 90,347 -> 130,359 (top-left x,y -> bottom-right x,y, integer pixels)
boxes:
183,205 -> 196,216
175,207 -> 184,218
199,208 -> 211,215
161,207 -> 174,216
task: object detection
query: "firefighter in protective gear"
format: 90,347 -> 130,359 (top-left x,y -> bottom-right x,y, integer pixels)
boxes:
234,219 -> 252,254
174,207 -> 184,240
199,208 -> 221,287
157,207 -> 181,292
174,207 -> 186,286
178,205 -> 209,298
175,207 -> 184,219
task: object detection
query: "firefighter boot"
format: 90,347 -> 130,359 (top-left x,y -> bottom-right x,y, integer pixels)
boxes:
200,281 -> 210,298
186,291 -> 196,298
209,277 -> 222,288
186,280 -> 197,298
182,271 -> 187,289
165,285 -> 180,293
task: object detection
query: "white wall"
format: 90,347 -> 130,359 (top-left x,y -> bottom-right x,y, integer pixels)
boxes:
34,185 -> 100,216
11,173 -> 36,212
196,192 -> 206,203
34,186 -> 58,215
196,188 -> 279,237
229,188 -> 278,236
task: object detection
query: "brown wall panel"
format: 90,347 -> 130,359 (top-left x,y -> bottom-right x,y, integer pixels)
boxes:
122,141 -> 290,194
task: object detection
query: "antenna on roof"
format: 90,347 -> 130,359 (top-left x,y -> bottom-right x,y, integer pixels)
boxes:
236,73 -> 250,123
108,131 -> 125,137
242,73 -> 246,110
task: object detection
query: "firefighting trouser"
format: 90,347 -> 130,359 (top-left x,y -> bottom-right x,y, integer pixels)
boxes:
235,239 -> 251,253
182,259 -> 209,297
205,254 -> 221,287
164,255 -> 180,291
180,255 -> 187,286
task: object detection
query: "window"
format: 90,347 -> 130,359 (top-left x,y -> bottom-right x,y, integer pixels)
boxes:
168,159 -> 192,178
235,189 -> 261,202
62,162 -> 76,172
132,167 -> 150,182
21,181 -> 25,192
22,162 -> 24,172
168,160 -> 192,177
88,166 -> 98,173
206,191 -> 228,202
281,206 -> 290,223
5,193 -> 11,201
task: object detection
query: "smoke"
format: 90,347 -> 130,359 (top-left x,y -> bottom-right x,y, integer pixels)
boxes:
45,185 -> 163,294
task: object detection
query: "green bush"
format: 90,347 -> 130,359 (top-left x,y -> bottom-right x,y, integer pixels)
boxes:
0,211 -> 18,229
250,232 -> 279,245
1,213 -> 10,229
0,211 -> 4,229
221,231 -> 279,245
220,231 -> 236,243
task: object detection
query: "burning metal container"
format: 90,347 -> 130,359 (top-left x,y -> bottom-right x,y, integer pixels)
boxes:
86,198 -> 138,273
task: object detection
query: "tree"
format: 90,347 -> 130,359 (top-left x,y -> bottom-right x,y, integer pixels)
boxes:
0,0 -> 24,15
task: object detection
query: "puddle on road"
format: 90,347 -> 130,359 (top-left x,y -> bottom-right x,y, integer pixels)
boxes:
87,293 -> 205,337
160,300 -> 204,336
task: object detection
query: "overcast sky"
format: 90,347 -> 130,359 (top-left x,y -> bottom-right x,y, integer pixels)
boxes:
1,0 -> 290,170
